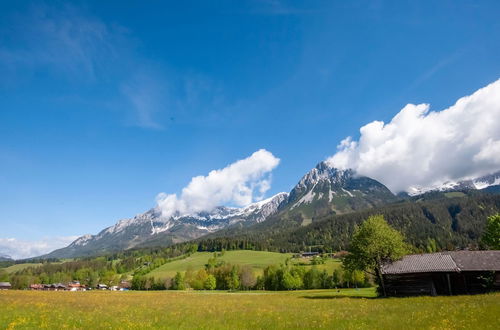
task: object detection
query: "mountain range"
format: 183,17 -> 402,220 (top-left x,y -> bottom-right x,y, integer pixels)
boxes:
44,161 -> 500,258
0,254 -> 12,262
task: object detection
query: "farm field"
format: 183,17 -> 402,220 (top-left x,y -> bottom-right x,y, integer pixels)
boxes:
148,250 -> 293,278
1,289 -> 499,329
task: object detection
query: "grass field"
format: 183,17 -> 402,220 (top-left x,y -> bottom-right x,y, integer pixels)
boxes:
148,250 -> 293,278
1,289 -> 498,329
290,257 -> 343,274
3,263 -> 42,274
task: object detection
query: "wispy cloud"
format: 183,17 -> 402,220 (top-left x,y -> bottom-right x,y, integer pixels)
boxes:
0,236 -> 78,260
0,3 -> 219,130
408,51 -> 463,90
0,4 -> 121,82
120,71 -> 170,129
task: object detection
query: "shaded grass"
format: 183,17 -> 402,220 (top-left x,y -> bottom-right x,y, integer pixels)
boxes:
1,290 -> 498,329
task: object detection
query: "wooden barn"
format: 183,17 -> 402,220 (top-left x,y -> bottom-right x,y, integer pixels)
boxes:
381,251 -> 500,297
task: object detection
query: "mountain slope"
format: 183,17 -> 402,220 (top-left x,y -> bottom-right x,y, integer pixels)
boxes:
45,192 -> 288,258
204,162 -> 398,240
197,194 -> 500,253
286,161 -> 397,221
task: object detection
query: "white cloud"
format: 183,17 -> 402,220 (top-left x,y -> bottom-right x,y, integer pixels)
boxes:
0,236 -> 78,260
327,79 -> 500,193
156,149 -> 280,217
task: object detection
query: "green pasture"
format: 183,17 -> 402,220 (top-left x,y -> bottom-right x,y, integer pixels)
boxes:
148,250 -> 293,278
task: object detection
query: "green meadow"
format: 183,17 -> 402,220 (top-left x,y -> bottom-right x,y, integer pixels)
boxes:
148,250 -> 293,278
3,263 -> 42,274
1,289 -> 498,329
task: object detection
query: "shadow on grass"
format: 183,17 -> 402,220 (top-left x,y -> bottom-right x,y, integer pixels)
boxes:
301,295 -> 379,300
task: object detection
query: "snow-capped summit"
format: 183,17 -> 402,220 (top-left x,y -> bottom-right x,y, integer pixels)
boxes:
46,192 -> 289,258
295,161 -> 355,189
288,161 -> 396,214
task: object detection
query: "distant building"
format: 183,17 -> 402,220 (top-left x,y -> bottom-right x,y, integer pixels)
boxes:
68,281 -> 85,291
96,284 -> 108,290
381,251 -> 500,296
300,252 -> 320,258
30,284 -> 44,290
51,283 -> 67,291
0,282 -> 12,290
119,281 -> 131,290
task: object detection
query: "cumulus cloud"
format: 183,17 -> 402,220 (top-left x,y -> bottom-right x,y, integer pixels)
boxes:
327,79 -> 500,193
156,149 -> 280,217
0,236 -> 78,260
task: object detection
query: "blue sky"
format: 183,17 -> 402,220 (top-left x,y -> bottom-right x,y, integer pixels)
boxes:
1,1 -> 500,257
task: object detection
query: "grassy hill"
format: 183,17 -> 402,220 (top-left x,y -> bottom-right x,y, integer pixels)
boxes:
3,263 -> 43,273
147,250 -> 293,279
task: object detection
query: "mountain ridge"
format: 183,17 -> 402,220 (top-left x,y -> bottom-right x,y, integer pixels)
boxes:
42,160 -> 500,259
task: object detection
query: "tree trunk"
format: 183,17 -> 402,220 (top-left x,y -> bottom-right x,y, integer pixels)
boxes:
375,267 -> 386,297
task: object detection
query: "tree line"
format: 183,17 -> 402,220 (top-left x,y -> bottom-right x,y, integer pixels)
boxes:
131,253 -> 371,291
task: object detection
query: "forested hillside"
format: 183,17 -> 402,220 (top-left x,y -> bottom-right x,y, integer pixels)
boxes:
197,194 -> 500,252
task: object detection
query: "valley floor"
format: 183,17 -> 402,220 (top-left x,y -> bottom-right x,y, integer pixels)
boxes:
1,289 -> 499,329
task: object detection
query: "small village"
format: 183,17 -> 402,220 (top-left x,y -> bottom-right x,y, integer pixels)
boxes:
0,280 -> 130,292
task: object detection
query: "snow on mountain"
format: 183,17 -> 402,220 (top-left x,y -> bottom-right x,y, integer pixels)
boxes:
47,192 -> 289,258
407,171 -> 500,196
473,172 -> 500,190
287,161 -> 396,215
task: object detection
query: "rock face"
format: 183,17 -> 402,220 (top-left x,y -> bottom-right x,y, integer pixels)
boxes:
285,161 -> 397,219
45,192 -> 289,258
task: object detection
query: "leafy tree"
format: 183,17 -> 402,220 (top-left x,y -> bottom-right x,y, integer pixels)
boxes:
189,269 -> 209,290
426,238 -> 438,253
163,277 -> 172,290
282,269 -> 303,290
226,266 -> 240,291
204,275 -> 216,290
239,266 -> 256,290
172,272 -> 185,290
481,214 -> 500,249
303,267 -> 321,289
343,215 -> 409,296
332,268 -> 343,288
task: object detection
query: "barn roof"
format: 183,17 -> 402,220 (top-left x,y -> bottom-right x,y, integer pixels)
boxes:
446,250 -> 500,271
381,250 -> 500,275
0,282 -> 11,286
381,253 -> 459,274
